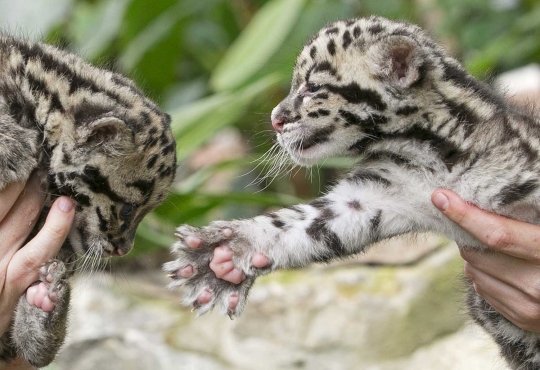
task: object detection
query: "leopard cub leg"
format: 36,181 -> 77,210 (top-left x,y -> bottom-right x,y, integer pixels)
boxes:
12,259 -> 71,368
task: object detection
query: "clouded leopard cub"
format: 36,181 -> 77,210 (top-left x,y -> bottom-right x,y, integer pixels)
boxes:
165,16 -> 540,369
0,36 -> 176,367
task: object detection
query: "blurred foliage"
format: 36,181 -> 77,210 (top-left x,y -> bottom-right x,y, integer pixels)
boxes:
0,0 -> 538,254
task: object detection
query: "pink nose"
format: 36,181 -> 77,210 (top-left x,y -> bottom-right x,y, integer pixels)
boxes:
272,118 -> 285,133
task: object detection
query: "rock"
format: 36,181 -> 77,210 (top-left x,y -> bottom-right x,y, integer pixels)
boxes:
370,324 -> 509,370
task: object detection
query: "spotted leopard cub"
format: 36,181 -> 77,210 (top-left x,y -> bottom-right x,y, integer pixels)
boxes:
166,16 -> 540,369
0,35 -> 176,367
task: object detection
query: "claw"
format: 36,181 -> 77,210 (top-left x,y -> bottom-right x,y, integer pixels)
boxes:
174,232 -> 184,240
47,261 -> 58,273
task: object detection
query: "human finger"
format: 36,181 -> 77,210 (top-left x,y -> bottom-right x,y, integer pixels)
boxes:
432,189 -> 540,261
6,197 -> 74,295
461,248 -> 540,302
465,262 -> 540,332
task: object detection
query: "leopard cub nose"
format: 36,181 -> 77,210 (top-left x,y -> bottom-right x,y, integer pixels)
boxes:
272,118 -> 285,133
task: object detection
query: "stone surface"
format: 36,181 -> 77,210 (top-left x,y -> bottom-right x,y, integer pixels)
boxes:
45,239 -> 508,370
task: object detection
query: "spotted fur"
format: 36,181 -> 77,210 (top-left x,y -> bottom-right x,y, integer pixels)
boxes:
0,35 -> 176,367
166,16 -> 539,369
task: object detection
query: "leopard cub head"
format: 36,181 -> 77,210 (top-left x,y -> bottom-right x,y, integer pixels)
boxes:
45,72 -> 176,259
271,16 -> 448,166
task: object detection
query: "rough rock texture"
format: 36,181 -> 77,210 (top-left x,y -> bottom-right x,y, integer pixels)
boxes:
45,238 -> 507,370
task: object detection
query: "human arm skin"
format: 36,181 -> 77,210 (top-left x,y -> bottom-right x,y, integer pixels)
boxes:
432,189 -> 540,332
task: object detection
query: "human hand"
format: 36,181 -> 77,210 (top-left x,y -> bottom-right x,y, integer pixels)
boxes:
0,174 -> 74,335
432,189 -> 540,332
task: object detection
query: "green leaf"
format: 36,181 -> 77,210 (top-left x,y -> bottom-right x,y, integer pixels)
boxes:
210,0 -> 305,92
134,216 -> 176,251
171,74 -> 280,160
154,190 -> 302,226
71,0 -> 132,61
118,1 -> 190,71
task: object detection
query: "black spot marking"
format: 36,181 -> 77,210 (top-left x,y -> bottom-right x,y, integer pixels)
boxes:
297,126 -> 336,150
147,155 -> 158,169
342,30 -> 352,49
310,198 -> 330,209
370,210 -> 382,234
96,207 -> 108,232
327,39 -> 336,56
318,109 -> 330,116
310,46 -> 317,59
368,23 -> 384,35
49,92 -> 65,113
498,179 -> 538,206
389,125 -> 463,170
307,111 -> 320,118
441,62 -> 502,106
313,61 -> 338,76
440,97 -> 479,138
306,208 -> 346,262
339,110 -> 361,126
350,171 -> 391,187
353,26 -> 361,38
268,213 -> 286,229
347,200 -> 362,210
325,27 -> 339,35
326,83 -> 387,111
367,150 -> 416,168
26,73 -> 48,94
81,166 -> 125,202
339,109 -> 388,127
314,92 -> 329,100
161,142 -> 175,156
127,179 -> 155,197
396,106 -> 419,116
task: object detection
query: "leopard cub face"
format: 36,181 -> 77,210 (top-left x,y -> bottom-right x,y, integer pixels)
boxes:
41,72 -> 177,259
271,16 -> 443,166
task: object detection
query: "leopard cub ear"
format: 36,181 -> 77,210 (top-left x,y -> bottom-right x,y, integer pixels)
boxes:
76,116 -> 134,149
365,36 -> 424,88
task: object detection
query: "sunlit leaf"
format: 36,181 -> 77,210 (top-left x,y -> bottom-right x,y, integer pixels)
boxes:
0,0 -> 72,36
210,0 -> 305,92
71,0 -> 132,60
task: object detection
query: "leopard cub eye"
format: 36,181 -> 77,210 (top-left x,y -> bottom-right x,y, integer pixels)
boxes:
299,83 -> 322,97
120,203 -> 136,218
306,83 -> 321,93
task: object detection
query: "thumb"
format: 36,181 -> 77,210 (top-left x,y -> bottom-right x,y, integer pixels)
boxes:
6,197 -> 75,295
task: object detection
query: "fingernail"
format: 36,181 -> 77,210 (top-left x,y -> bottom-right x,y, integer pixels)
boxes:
58,197 -> 74,213
432,192 -> 449,211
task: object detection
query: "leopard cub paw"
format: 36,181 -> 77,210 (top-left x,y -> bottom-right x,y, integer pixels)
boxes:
164,223 -> 258,318
26,259 -> 68,312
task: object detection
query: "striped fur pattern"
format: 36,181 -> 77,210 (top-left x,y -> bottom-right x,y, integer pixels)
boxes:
0,35 -> 176,367
166,16 -> 540,368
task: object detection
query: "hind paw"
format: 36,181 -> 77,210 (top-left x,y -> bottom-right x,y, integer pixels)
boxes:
26,260 -> 67,312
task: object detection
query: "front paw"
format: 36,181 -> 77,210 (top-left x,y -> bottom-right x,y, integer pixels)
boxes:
163,223 -> 268,318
